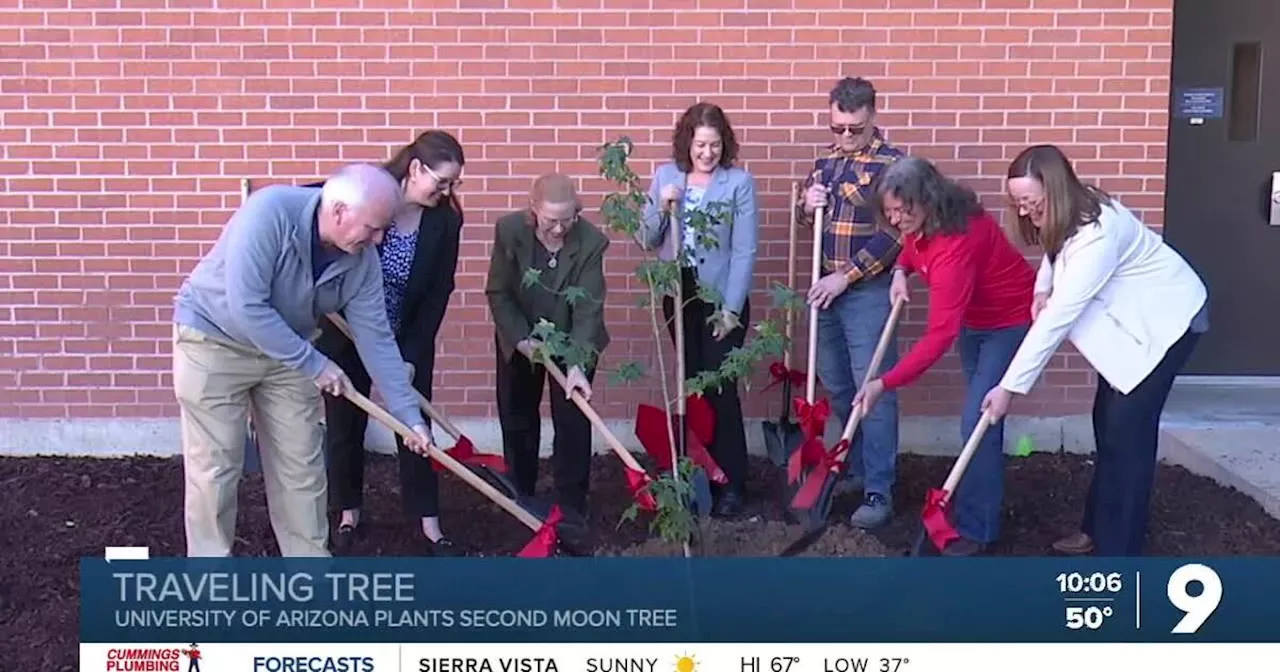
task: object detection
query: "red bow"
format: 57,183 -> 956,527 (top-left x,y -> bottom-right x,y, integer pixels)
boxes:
763,362 -> 805,392
792,397 -> 830,441
517,505 -> 563,558
921,488 -> 961,550
431,436 -> 507,473
789,439 -> 850,509
625,467 -> 658,511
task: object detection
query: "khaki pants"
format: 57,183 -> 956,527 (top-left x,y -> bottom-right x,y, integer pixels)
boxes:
172,324 -> 330,557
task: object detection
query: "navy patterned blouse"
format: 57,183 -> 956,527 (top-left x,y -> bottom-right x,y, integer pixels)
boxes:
377,224 -> 419,336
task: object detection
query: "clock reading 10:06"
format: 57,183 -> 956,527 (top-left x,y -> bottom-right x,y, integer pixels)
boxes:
1057,572 -> 1123,593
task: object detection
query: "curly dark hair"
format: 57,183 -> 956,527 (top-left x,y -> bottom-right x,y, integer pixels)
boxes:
671,102 -> 739,173
869,156 -> 983,236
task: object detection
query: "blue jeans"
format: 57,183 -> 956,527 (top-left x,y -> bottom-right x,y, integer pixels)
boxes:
953,323 -> 1030,544
814,274 -> 900,498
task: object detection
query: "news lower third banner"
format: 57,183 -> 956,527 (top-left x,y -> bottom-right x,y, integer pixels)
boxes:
82,556 -> 1278,643
81,556 -> 1280,671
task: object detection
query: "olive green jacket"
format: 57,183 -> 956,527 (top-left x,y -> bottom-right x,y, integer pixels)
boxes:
485,209 -> 611,365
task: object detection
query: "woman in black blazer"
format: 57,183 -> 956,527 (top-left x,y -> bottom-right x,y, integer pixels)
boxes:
315,130 -> 465,555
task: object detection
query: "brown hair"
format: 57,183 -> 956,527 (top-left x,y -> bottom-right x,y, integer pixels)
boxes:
1006,144 -> 1112,261
671,102 -> 739,173
383,130 -> 465,212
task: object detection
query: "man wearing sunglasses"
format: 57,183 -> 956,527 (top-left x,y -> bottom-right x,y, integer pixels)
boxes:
795,76 -> 907,530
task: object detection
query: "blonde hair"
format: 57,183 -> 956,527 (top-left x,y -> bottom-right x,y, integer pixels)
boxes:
529,173 -> 581,211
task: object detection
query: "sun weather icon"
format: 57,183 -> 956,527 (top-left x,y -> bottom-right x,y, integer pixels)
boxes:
674,652 -> 698,672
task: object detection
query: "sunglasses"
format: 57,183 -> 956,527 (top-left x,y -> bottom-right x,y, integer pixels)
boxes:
830,124 -> 867,136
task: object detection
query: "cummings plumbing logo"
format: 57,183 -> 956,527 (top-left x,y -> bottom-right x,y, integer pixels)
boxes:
104,643 -> 202,672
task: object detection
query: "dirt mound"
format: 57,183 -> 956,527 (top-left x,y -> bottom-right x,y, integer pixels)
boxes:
595,516 -> 892,557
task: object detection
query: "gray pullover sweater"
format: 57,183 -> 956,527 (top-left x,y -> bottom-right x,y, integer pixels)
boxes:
173,184 -> 425,431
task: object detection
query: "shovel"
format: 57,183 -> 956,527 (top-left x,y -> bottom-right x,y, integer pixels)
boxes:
780,294 -> 905,556
324,313 -> 521,502
536,355 -> 658,511
761,182 -> 806,486
343,386 -> 581,557
909,410 -> 995,556
780,201 -> 832,529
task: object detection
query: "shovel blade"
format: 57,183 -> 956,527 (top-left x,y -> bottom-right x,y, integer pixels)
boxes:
689,467 -> 713,520
761,419 -> 804,468
243,419 -> 262,475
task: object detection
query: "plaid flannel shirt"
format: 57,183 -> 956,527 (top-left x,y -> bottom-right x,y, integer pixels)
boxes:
796,131 -> 905,285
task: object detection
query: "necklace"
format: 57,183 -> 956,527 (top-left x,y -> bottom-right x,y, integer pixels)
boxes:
547,250 -> 559,269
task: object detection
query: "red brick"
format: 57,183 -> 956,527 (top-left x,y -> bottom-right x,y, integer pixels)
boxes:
0,3 -> 1172,422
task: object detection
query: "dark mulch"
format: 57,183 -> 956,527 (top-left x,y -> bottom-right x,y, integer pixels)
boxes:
2,449 -> 1279,671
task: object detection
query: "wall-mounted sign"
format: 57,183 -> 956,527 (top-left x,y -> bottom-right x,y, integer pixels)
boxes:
1174,86 -> 1225,119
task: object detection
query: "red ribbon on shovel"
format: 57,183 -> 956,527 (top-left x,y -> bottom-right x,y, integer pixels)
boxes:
917,410 -> 995,552
789,438 -> 850,509
430,436 -> 507,474
763,361 -> 805,393
625,468 -> 658,510
921,488 -> 962,550
786,398 -> 831,484
517,504 -> 563,558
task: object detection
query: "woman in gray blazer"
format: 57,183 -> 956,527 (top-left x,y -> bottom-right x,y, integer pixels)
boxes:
638,102 -> 760,517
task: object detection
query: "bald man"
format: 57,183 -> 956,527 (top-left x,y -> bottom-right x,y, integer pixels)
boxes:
172,163 -> 433,557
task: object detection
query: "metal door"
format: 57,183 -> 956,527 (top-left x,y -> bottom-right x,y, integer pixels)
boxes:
1163,0 -> 1280,375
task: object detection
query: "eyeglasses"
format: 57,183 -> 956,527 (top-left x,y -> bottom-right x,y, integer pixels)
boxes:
1007,196 -> 1044,217
422,163 -> 463,192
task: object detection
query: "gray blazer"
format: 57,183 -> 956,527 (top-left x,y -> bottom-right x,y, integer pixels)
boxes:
639,161 -> 759,316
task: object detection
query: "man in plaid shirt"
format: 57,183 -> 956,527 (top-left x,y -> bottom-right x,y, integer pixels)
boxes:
797,77 -> 905,529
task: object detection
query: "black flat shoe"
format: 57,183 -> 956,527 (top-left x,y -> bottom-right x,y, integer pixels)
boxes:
423,536 -> 461,557
331,521 -> 361,555
712,491 -> 744,518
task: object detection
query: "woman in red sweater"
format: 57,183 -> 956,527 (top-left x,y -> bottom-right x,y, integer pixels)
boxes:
853,156 -> 1035,556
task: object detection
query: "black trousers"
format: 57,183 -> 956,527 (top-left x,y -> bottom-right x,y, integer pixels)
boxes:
1082,327 -> 1200,556
662,267 -> 750,497
322,341 -> 440,519
494,339 -> 594,516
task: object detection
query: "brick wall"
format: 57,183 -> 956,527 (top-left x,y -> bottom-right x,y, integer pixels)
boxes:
0,0 -> 1173,426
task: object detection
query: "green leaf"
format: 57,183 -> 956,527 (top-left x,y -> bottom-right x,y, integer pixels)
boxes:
1013,435 -> 1035,457
610,360 -> 645,384
563,286 -> 589,307
521,268 -> 542,289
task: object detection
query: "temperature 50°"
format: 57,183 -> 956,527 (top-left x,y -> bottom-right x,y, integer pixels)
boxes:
1066,605 -> 1112,630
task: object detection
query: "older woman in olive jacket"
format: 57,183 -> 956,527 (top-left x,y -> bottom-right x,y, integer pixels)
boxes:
485,173 -> 610,528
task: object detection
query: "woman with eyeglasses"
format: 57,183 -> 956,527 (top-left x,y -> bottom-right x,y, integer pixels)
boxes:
638,101 -> 759,518
485,173 -> 610,532
981,144 -> 1209,557
314,129 -> 466,555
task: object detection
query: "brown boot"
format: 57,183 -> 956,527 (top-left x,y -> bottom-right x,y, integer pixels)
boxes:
1052,531 -> 1094,555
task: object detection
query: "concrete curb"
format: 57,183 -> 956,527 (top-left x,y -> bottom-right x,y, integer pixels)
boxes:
0,415 -> 1094,459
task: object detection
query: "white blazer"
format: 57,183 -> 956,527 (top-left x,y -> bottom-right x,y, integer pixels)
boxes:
999,199 -> 1207,396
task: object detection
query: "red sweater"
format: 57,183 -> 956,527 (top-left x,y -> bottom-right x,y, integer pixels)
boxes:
879,210 -> 1035,391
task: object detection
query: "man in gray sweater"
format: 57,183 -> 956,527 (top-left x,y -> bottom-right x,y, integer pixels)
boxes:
172,163 -> 433,557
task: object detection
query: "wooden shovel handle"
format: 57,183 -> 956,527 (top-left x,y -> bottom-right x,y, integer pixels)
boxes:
839,295 -> 906,442
806,204 -> 824,403
784,181 -> 799,370
342,387 -> 543,532
940,410 -> 995,496
324,312 -> 466,441
540,356 -> 647,473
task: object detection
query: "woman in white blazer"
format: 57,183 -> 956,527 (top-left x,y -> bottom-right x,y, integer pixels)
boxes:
638,101 -> 760,518
981,144 -> 1209,557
